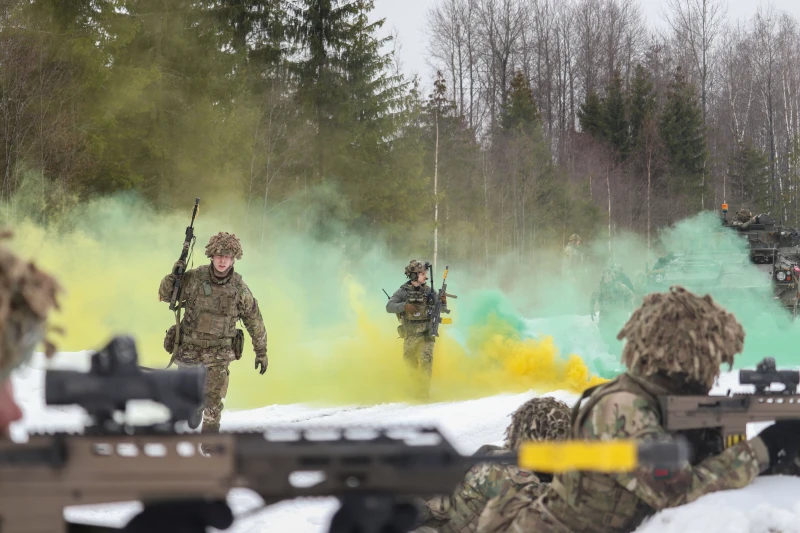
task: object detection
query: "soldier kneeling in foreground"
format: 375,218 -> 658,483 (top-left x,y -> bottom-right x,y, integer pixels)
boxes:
478,286 -> 800,533
412,397 -> 571,533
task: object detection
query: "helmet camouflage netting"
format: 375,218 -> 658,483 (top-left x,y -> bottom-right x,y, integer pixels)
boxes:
504,397 -> 571,451
735,208 -> 752,223
0,231 -> 61,380
617,286 -> 744,390
205,232 -> 243,260
404,260 -> 428,279
569,234 -> 581,243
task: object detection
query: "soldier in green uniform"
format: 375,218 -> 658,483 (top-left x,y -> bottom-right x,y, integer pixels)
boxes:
590,268 -> 634,350
477,286 -> 800,533
729,208 -> 758,230
386,260 -> 442,397
413,397 -> 570,533
159,232 -> 267,443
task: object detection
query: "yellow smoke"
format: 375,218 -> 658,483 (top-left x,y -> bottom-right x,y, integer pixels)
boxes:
9,197 -> 605,407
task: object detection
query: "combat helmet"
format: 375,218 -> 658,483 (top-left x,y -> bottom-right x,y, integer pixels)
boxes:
504,397 -> 571,451
734,208 -> 752,223
568,234 -> 581,244
617,286 -> 744,392
405,259 -> 428,280
205,232 -> 243,260
0,232 -> 61,380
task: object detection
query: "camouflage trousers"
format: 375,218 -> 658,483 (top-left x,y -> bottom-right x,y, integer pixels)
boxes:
403,333 -> 434,397
415,447 -> 542,533
477,487 -> 570,533
175,343 -> 235,433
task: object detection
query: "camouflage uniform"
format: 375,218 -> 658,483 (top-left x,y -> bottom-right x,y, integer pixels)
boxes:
729,208 -> 758,230
0,232 -> 61,437
159,232 -> 267,435
386,260 -> 436,396
478,287 -> 775,533
562,234 -> 583,280
590,269 -> 633,348
415,398 -> 571,533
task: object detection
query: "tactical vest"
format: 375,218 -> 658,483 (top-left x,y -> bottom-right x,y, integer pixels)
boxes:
182,265 -> 242,340
547,374 -> 660,533
401,283 -> 431,322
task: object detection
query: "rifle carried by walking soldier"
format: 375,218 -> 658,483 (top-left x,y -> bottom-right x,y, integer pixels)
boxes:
164,198 -> 199,367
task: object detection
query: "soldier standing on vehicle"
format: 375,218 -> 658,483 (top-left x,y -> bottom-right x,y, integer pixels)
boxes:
414,397 -> 571,533
158,232 -> 267,446
477,286 -> 800,533
386,260 -> 443,398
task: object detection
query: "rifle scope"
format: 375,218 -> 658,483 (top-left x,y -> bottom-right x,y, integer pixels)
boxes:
45,335 -> 205,424
739,357 -> 800,393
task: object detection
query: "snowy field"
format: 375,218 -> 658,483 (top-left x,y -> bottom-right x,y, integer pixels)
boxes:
9,328 -> 800,533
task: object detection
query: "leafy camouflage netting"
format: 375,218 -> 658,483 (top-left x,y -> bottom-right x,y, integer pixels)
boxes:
617,286 -> 744,390
204,232 -> 243,260
504,397 -> 571,450
0,231 -> 61,378
734,208 -> 752,222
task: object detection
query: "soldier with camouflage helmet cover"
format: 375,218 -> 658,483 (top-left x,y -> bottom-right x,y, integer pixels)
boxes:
386,260 -> 442,397
478,286 -> 800,533
158,231 -> 267,445
412,397 -> 571,533
0,232 -> 60,437
729,208 -> 760,230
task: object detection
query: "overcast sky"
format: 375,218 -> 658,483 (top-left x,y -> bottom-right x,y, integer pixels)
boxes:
372,0 -> 800,88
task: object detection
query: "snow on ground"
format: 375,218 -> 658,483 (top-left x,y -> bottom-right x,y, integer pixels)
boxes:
10,328 -> 800,533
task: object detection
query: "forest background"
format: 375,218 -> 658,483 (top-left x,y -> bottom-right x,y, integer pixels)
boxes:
1,0 -> 799,277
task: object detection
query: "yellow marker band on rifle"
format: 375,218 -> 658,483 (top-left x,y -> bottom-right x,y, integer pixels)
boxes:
518,440 -> 637,473
441,318 -> 452,324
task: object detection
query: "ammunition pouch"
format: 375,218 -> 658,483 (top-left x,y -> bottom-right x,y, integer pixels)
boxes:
233,329 -> 244,360
163,325 -> 179,354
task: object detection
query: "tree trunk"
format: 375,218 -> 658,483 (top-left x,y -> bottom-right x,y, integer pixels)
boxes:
434,108 -> 440,271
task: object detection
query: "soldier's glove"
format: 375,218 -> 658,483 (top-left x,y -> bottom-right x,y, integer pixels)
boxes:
404,303 -> 416,314
255,352 -> 268,375
122,499 -> 233,532
756,420 -> 800,467
440,293 -> 447,305
172,260 -> 187,276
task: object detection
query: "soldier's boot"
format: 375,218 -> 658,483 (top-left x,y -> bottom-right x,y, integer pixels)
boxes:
200,422 -> 220,456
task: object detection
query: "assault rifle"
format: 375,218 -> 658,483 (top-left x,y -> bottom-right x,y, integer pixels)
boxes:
662,357 -> 800,448
168,197 -> 200,312
428,264 -> 457,337
0,336 -> 689,533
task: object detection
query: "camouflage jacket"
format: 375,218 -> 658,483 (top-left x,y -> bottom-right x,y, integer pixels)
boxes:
729,216 -> 757,230
158,264 -> 267,357
562,244 -> 583,273
485,373 -> 770,533
417,445 -> 543,533
590,280 -> 633,315
386,282 -> 433,336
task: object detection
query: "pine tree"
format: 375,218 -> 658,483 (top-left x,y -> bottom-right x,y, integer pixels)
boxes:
603,70 -> 629,161
660,66 -> 707,202
628,64 -> 656,151
578,90 -> 605,138
730,142 -> 771,210
500,70 -> 542,136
